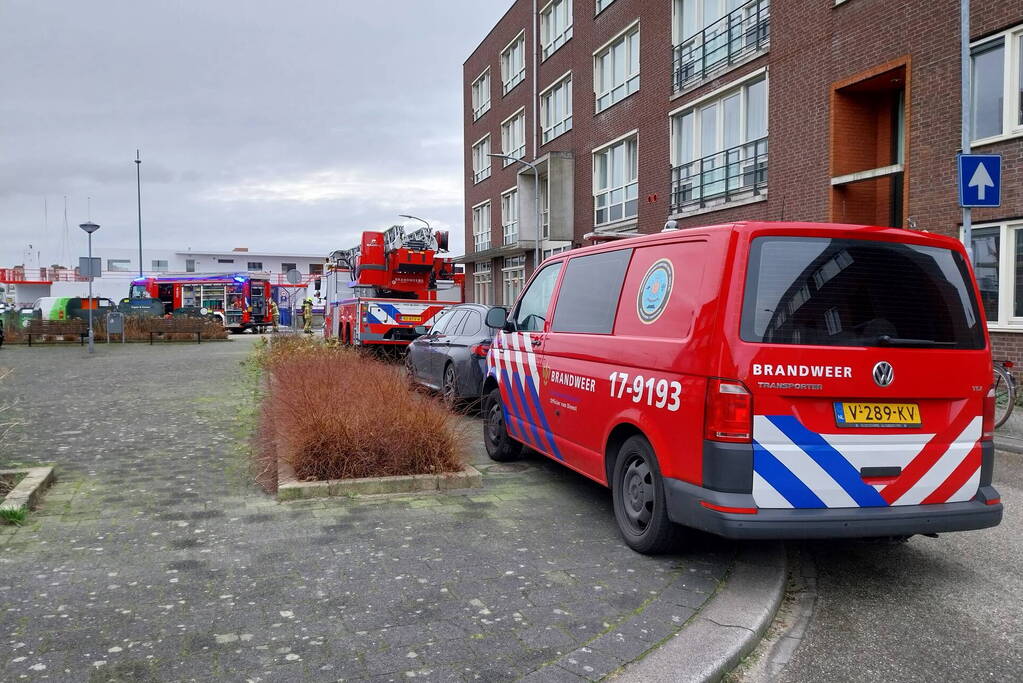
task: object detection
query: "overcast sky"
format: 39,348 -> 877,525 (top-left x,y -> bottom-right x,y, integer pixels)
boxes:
0,1 -> 509,267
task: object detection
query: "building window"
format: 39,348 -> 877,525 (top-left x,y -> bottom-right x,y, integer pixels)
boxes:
502,255 -> 526,305
471,69 -> 491,120
501,109 -> 526,165
107,259 -> 132,272
540,73 -> 573,143
542,245 -> 571,260
309,264 -> 323,275
474,262 -> 493,304
247,261 -> 263,271
541,0 -> 573,60
593,135 -> 638,226
539,174 -> 551,239
672,0 -> 771,93
971,26 -> 1023,143
670,74 -> 768,213
501,189 -> 519,245
966,222 -> 1023,328
595,23 -> 640,112
472,135 -> 491,183
281,262 -> 297,273
185,259 -> 196,273
151,259 -> 169,271
473,201 -> 492,252
501,33 -> 526,94
217,258 -> 234,264
596,0 -> 616,13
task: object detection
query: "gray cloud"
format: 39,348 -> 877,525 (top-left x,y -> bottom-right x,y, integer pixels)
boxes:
0,1 -> 508,264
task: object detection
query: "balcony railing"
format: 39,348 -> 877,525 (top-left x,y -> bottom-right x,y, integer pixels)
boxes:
670,137 -> 768,213
0,267 -> 87,283
672,0 -> 770,93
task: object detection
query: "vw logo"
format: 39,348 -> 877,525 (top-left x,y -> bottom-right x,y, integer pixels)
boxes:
873,361 -> 894,387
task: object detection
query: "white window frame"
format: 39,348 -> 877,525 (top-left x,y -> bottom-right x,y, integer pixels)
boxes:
471,68 -> 491,120
668,70 -> 768,209
540,71 -> 573,144
596,0 -> 616,14
501,187 -> 520,245
963,221 -> 1023,330
500,108 -> 527,166
501,31 -> 527,95
502,255 -> 526,304
474,261 -> 493,305
472,200 -> 492,252
151,259 -> 169,272
541,0 -> 573,61
472,134 -> 492,183
970,25 -> 1023,147
107,259 -> 132,272
594,21 -> 640,113
539,174 -> 551,239
592,132 -> 639,227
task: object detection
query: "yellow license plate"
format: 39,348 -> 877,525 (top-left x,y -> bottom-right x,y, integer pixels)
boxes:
402,316 -> 422,323
835,402 -> 921,427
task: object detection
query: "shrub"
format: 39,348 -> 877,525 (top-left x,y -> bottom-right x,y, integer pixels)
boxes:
0,314 -> 229,343
256,339 -> 464,489
0,505 -> 27,526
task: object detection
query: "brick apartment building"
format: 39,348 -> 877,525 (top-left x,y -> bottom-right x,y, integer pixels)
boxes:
462,0 -> 1023,359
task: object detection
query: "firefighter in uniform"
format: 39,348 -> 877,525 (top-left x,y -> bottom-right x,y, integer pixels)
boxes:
269,299 -> 280,333
302,298 -> 313,334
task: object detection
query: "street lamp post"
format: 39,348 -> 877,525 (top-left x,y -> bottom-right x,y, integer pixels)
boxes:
488,153 -> 542,276
135,150 -> 143,276
79,221 -> 100,354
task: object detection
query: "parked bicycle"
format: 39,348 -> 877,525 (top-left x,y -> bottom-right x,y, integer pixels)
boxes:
993,360 -> 1017,429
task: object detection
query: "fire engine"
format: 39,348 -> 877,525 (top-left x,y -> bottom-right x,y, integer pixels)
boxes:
129,272 -> 272,333
322,225 -> 464,347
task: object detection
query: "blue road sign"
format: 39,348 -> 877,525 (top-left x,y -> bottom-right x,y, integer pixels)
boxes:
958,154 -> 1001,208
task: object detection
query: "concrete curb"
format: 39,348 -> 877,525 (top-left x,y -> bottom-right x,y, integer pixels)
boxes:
994,434 -> 1023,454
1,466 -> 55,511
615,542 -> 787,683
277,465 -> 483,501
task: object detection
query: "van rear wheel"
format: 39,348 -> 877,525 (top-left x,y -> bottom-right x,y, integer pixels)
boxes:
483,387 -> 522,462
612,436 -> 680,554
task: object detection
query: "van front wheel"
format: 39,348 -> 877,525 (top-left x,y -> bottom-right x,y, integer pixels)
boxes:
612,436 -> 680,554
483,387 -> 522,462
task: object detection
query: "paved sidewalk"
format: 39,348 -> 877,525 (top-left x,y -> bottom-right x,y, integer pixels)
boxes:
0,339 -> 738,682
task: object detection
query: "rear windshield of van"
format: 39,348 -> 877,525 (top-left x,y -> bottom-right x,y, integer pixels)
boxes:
741,236 -> 985,349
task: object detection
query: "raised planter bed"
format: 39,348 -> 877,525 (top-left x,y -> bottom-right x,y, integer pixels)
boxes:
1,466 -> 54,512
276,457 -> 481,501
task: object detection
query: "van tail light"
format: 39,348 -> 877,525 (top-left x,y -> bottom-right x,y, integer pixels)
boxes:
470,342 -> 491,358
704,379 -> 753,443
982,385 -> 996,442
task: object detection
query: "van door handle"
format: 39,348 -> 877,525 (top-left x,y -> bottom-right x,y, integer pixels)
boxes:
530,337 -> 542,347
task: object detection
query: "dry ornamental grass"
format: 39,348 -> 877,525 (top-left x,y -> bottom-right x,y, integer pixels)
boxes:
255,337 -> 464,490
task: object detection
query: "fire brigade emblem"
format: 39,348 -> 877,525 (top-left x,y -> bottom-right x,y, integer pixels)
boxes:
542,361 -> 551,386
637,259 -> 674,324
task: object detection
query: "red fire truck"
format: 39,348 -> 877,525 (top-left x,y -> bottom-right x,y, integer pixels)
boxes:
322,225 -> 464,347
129,272 -> 273,333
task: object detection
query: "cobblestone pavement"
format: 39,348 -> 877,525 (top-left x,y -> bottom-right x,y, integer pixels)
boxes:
0,338 -> 734,682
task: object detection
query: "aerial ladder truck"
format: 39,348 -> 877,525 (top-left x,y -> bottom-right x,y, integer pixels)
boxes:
322,225 -> 464,348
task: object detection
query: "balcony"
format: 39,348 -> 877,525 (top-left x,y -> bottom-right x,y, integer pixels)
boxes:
670,137 -> 768,213
672,0 -> 770,94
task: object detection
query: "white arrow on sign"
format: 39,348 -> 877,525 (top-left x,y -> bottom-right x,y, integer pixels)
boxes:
969,161 -> 994,201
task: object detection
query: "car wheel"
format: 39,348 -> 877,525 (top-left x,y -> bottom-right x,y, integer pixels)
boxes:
403,355 -> 417,386
612,435 -> 680,554
483,387 -> 522,462
442,364 -> 459,410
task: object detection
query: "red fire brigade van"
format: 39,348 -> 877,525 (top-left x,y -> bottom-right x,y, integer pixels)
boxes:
482,221 -> 1003,553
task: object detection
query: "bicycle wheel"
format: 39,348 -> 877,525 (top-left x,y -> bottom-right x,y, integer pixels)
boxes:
992,363 -> 1016,429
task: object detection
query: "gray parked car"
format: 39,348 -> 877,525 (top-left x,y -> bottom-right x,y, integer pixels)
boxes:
406,303 -> 498,408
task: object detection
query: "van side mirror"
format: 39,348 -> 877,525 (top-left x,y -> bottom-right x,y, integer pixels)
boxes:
413,325 -> 429,336
486,307 -> 508,330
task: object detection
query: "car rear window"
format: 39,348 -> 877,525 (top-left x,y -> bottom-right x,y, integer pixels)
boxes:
741,236 -> 985,349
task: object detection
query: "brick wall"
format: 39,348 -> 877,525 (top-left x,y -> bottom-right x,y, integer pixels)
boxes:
464,0 -> 1023,368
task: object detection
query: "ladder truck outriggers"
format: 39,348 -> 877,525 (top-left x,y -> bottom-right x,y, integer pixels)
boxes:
322,225 -> 464,348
